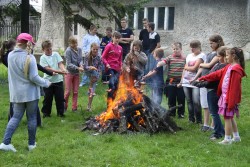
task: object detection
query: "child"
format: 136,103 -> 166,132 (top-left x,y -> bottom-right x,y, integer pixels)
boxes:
0,39 -> 16,67
79,24 -> 100,87
40,40 -> 67,118
64,36 -> 84,112
198,47 -> 246,144
123,40 -> 147,87
157,42 -> 186,118
100,27 -> 112,53
180,40 -> 205,124
142,48 -> 164,105
84,43 -> 102,111
100,27 -> 112,83
0,33 -> 51,152
102,31 -> 123,99
194,34 -> 225,131
193,46 -> 228,140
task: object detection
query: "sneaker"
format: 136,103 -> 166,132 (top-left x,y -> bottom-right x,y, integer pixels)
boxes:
178,115 -> 184,119
232,137 -> 241,142
102,81 -> 109,84
210,134 -> 222,140
218,139 -> 232,145
87,104 -> 92,112
0,143 -> 17,152
72,109 -> 77,112
106,89 -> 112,92
201,126 -> 210,132
28,143 -> 37,151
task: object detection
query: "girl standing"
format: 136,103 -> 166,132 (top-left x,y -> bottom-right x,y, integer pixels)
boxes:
195,35 -> 225,132
102,31 -> 123,100
199,47 -> 246,144
123,40 -> 147,87
180,40 -> 205,124
64,36 -> 84,112
84,43 -> 102,111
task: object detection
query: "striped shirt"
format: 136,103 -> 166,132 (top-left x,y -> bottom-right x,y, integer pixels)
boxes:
163,54 -> 186,82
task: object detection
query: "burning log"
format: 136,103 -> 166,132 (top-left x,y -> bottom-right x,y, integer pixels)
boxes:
83,95 -> 182,134
82,71 -> 182,135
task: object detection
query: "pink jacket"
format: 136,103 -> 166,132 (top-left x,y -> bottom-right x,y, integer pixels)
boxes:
102,42 -> 123,72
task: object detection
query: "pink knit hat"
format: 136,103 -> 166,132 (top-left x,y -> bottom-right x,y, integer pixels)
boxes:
16,33 -> 35,45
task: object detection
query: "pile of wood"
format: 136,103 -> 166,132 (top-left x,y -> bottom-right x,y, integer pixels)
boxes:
82,95 -> 182,135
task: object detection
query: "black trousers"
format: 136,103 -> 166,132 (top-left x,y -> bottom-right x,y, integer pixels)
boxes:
166,84 -> 185,116
42,81 -> 64,116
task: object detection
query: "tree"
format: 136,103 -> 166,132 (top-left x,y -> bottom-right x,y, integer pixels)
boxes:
54,0 -> 151,29
0,1 -> 40,25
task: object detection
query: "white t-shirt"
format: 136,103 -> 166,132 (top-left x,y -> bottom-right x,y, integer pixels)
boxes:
182,52 -> 205,88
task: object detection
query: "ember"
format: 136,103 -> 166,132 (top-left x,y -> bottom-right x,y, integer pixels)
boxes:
82,72 -> 182,134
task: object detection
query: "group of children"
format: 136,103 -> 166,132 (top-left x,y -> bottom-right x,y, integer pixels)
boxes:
156,34 -> 246,145
0,30 -> 246,152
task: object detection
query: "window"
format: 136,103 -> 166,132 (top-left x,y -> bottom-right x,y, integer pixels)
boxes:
73,21 -> 78,35
168,7 -> 175,30
133,6 -> 175,31
158,7 -> 165,30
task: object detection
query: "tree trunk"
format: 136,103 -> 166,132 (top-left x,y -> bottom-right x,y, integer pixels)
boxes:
21,0 -> 29,33
36,0 -> 70,51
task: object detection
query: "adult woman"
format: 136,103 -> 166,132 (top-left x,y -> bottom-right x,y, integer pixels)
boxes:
0,33 -> 51,152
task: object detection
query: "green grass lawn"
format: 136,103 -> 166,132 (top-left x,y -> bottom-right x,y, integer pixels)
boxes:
0,61 -> 250,167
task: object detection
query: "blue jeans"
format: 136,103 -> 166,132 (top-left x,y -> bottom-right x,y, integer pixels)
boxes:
107,69 -> 120,98
183,87 -> 202,123
80,74 -> 89,85
207,90 -> 224,137
3,100 -> 38,145
8,102 -> 42,126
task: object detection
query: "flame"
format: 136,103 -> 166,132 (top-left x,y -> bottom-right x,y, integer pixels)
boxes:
96,71 -> 143,126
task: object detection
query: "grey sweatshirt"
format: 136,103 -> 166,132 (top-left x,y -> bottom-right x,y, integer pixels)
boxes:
8,48 -> 50,102
65,47 -> 83,75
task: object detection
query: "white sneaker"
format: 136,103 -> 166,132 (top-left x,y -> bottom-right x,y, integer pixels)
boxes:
28,143 -> 37,151
232,137 -> 241,142
218,139 -> 232,145
0,143 -> 17,152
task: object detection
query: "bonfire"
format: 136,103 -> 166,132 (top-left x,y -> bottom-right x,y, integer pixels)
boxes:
82,71 -> 181,134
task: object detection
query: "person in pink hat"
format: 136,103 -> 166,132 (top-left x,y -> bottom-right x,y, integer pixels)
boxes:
0,33 -> 51,152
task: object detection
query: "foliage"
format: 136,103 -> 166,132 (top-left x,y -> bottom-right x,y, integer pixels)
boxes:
0,61 -> 249,166
0,3 -> 40,25
54,0 -> 151,29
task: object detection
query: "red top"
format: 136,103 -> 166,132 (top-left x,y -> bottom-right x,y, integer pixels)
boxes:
102,42 -> 123,72
199,64 -> 246,112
